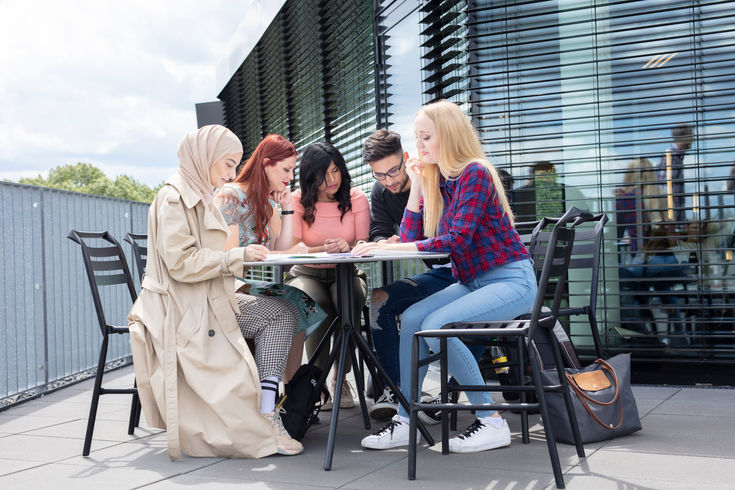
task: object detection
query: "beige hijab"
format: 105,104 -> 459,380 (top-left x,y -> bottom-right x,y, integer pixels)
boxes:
177,124 -> 243,206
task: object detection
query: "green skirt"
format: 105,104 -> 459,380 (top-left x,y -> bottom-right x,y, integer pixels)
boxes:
244,281 -> 327,338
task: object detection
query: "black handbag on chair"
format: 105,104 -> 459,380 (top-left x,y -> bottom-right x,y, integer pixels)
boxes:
541,353 -> 642,444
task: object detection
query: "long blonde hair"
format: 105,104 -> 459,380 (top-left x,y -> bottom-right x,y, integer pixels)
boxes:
621,157 -> 667,223
418,100 -> 514,237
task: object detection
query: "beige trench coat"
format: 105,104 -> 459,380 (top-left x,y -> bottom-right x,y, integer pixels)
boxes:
128,171 -> 277,460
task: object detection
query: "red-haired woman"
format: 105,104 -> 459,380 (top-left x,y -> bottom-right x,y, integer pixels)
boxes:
215,134 -> 326,384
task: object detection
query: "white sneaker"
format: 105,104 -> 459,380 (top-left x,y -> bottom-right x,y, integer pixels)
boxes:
369,387 -> 398,421
417,395 -> 442,425
448,418 -> 511,453
361,415 -> 419,450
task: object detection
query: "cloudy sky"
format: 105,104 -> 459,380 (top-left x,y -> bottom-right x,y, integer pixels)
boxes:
0,0 -> 283,187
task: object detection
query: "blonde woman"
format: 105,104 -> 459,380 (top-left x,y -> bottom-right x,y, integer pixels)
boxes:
353,100 -> 536,453
614,157 -> 667,253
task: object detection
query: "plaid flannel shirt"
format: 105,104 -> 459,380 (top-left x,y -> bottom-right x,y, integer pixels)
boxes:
400,162 -> 529,284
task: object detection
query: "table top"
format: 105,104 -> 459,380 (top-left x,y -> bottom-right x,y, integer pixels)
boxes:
243,250 -> 449,267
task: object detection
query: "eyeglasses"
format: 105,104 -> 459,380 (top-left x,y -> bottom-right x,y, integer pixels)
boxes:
372,156 -> 404,181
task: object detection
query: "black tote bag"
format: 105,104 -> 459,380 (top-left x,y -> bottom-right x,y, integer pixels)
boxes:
540,353 -> 642,444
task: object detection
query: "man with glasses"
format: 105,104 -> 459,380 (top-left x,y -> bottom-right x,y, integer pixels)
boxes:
362,129 -> 456,422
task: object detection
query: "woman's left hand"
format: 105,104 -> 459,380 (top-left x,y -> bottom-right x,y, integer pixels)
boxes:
270,189 -> 292,210
351,241 -> 386,256
324,238 -> 350,253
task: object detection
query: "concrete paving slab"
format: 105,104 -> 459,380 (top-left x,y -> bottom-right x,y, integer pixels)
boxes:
562,474 -> 734,489
603,413 -> 735,458
193,419 -> 428,488
0,433 -> 119,462
144,473 -> 330,489
55,439 -> 224,480
344,454 -> 558,489
651,387 -> 735,417
0,413 -> 81,434
566,449 -> 735,487
631,385 -> 681,400
24,418 -> 162,442
3,396 -> 123,418
0,458 -> 44,477
0,461 -> 196,490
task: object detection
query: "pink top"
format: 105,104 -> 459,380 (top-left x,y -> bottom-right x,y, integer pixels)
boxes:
292,187 -> 370,267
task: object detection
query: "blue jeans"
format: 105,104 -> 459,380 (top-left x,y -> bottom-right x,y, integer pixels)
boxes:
370,267 -> 456,385
397,259 -> 537,419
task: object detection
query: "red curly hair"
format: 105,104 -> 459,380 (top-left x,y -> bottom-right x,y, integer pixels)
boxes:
233,134 -> 296,244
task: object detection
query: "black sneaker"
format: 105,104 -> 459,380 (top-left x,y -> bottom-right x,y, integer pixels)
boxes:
417,395 -> 442,425
369,387 -> 398,421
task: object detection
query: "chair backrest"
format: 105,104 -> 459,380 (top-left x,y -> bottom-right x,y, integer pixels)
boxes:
68,230 -> 138,334
124,233 -> 147,283
565,213 -> 608,309
525,207 -> 582,340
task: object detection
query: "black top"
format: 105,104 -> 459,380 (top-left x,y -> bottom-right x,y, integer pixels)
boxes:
369,181 -> 410,242
368,180 -> 449,268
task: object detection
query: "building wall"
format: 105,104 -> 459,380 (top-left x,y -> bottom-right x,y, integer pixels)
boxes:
218,0 -> 735,377
218,0 -> 377,190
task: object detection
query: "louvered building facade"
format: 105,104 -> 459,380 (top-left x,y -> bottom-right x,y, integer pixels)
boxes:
217,0 -> 735,383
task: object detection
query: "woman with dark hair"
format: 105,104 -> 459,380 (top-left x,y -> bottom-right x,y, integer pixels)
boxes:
215,134 -> 327,384
285,142 -> 370,409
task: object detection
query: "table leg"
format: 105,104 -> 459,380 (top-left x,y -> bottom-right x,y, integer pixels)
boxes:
324,262 -> 357,471
323,262 -> 435,470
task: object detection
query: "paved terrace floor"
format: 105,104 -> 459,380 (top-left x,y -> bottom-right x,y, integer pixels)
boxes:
1,365 -> 734,489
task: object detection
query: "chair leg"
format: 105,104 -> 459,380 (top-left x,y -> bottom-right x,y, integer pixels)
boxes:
549,329 -> 585,458
440,338 -> 450,455
449,383 -> 458,431
408,335 -> 420,480
127,378 -> 139,435
83,334 -> 109,456
588,309 -> 604,359
527,341 -> 566,489
517,336 -> 530,444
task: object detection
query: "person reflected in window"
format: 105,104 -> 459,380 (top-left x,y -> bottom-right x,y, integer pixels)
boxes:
353,100 -> 535,453
284,142 -> 370,410
614,157 -> 667,254
656,123 -> 694,223
214,134 -> 327,385
512,161 -> 565,234
624,225 -> 693,346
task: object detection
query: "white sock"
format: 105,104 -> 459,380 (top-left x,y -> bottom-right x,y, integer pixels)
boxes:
260,377 -> 279,414
397,414 -> 410,424
480,415 -> 505,428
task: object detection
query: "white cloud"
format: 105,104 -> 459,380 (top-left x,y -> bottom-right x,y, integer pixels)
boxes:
0,0 -> 270,187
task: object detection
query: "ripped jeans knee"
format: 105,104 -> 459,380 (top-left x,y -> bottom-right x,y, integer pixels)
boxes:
369,288 -> 388,327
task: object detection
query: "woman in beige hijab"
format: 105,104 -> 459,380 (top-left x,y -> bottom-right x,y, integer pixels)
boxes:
128,124 -> 302,458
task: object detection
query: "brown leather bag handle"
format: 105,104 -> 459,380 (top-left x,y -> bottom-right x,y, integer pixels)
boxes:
565,359 -> 623,430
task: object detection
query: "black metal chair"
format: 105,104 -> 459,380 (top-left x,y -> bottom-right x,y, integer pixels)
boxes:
407,207 -> 588,489
68,230 -> 141,456
123,232 -> 147,283
557,213 -> 608,359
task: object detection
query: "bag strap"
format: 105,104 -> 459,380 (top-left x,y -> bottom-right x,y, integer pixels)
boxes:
565,359 -> 623,430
